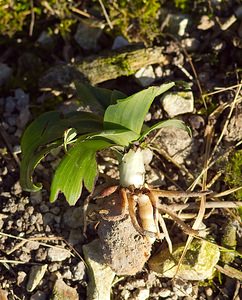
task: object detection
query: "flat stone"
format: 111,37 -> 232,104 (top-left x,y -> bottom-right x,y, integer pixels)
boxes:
83,239 -> 115,300
47,247 -> 71,262
135,288 -> 150,300
149,239 -> 220,280
158,288 -> 172,298
26,264 -> 48,292
154,127 -> 192,164
134,66 -> 156,87
51,278 -> 78,300
161,91 -> 194,118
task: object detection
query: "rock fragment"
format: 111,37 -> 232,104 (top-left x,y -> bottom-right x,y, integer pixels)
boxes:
154,127 -> 192,164
47,247 -> 71,262
83,239 -> 115,300
98,216 -> 152,275
161,91 -> 194,118
26,264 -> 48,292
149,239 -> 220,280
134,66 -> 156,87
51,278 -> 79,300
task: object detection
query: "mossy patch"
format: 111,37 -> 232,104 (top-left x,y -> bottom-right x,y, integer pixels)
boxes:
149,239 -> 220,280
225,150 -> 242,201
103,0 -> 160,44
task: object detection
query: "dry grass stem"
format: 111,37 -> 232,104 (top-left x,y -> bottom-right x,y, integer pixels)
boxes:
0,232 -> 74,257
98,0 -> 113,29
167,201 -> 241,212
158,214 -> 173,253
208,82 -> 242,163
203,83 -> 242,97
69,6 -> 92,18
151,146 -> 195,181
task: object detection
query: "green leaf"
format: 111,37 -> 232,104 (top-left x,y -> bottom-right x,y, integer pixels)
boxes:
75,81 -> 127,112
50,139 -> 112,205
20,111 -> 103,192
104,83 -> 175,134
92,129 -> 139,146
139,119 -> 192,141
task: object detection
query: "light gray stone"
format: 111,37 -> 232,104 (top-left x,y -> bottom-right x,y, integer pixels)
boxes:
83,239 -> 115,300
51,278 -> 78,300
47,247 -> 71,262
161,91 -> 194,118
72,261 -> 86,281
158,288 -> 172,298
149,239 -> 220,280
135,288 -> 150,300
134,66 -> 156,87
154,127 -> 192,164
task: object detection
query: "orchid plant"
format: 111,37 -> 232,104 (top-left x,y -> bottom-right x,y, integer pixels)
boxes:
20,82 -> 189,205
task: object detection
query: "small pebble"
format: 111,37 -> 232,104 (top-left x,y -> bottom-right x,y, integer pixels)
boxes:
17,271 -> 27,286
72,261 -> 86,281
205,287 -> 213,297
47,247 -> 71,262
48,262 -> 61,272
159,288 -> 172,298
135,288 -> 150,300
35,248 -> 47,262
27,265 -> 48,292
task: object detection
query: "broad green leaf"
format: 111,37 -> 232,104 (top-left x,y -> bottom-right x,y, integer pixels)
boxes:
20,111 -> 103,192
104,83 -> 175,134
139,119 -> 192,141
92,129 -> 139,146
75,81 -> 127,112
50,139 -> 112,205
